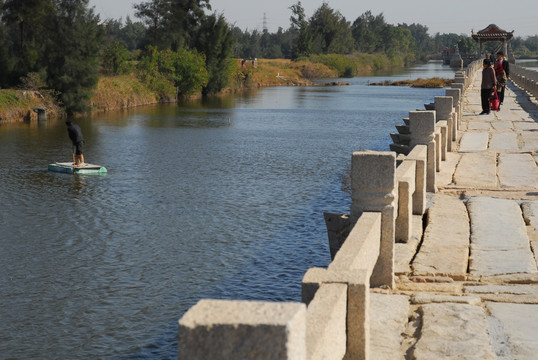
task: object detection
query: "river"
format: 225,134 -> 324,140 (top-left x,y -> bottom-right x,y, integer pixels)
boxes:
0,61 -> 455,359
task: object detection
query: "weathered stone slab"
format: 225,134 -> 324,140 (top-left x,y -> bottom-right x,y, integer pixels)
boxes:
453,152 -> 498,188
467,121 -> 492,130
489,132 -> 519,151
411,294 -> 481,305
412,194 -> 469,280
498,153 -> 538,188
436,152 -> 460,187
470,249 -> 537,276
467,197 -> 528,250
394,215 -> 422,275
491,121 -> 514,131
369,293 -> 409,360
522,201 -> 538,231
521,131 -> 538,151
459,132 -> 489,151
412,303 -> 496,360
464,284 -> 538,296
514,121 -> 538,130
467,197 -> 536,276
487,303 -> 538,360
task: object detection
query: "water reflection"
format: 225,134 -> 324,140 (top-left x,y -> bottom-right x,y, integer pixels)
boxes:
516,58 -> 538,69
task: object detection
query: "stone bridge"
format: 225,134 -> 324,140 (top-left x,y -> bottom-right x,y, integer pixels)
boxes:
177,61 -> 538,359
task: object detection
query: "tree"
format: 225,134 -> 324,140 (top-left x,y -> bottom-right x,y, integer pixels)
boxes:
400,23 -> 433,61
134,0 -> 167,48
457,36 -> 478,56
43,0 -> 103,114
381,25 -> 414,60
134,0 -> 211,50
102,41 -> 130,75
166,0 -> 210,49
289,1 -> 311,58
170,48 -> 209,96
136,46 -> 208,97
1,0 -> 54,81
120,17 -> 146,51
351,11 -> 386,53
308,3 -> 353,54
194,13 -> 234,94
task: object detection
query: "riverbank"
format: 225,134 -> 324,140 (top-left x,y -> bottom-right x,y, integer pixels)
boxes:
0,89 -> 63,123
0,55 -> 410,123
369,77 -> 453,88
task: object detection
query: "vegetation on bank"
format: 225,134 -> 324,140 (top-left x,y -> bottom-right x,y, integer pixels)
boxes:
2,0 -> 536,121
369,77 -> 454,88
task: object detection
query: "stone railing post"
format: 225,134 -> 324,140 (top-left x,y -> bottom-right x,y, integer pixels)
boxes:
405,145 -> 427,215
451,83 -> 465,98
445,88 -> 461,138
409,111 -> 437,193
178,299 -> 307,359
435,96 -> 454,152
303,269 -> 370,360
350,151 -> 396,288
454,72 -> 466,90
395,160 -> 416,242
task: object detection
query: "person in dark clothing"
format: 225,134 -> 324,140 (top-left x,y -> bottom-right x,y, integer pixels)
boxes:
496,51 -> 510,104
480,58 -> 497,115
66,121 -> 85,166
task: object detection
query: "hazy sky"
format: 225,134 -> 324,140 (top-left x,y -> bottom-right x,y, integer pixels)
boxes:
89,0 -> 537,37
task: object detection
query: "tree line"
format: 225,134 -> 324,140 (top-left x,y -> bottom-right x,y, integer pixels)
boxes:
1,0 -> 536,114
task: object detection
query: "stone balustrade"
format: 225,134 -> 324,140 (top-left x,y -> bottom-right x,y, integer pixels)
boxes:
510,64 -> 538,100
177,65 -> 479,360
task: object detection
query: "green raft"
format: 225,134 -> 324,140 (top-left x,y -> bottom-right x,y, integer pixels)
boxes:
48,162 -> 107,175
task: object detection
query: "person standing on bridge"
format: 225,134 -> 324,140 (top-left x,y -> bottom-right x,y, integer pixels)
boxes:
496,51 -> 510,105
480,58 -> 497,115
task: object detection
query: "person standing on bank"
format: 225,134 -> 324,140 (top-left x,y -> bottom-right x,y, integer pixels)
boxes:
496,51 -> 510,104
66,120 -> 85,166
480,58 -> 497,115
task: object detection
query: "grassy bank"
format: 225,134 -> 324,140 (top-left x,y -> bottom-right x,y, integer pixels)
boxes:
0,89 -> 62,122
90,73 -> 169,112
369,77 -> 453,88
0,53 -> 423,122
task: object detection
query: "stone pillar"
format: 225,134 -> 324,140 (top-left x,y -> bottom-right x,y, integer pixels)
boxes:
445,88 -> 461,137
435,128 -> 443,166
451,83 -> 465,98
350,151 -> 396,288
409,111 -> 437,193
395,160 -> 416,243
435,96 -> 454,152
178,299 -> 307,359
406,145 -> 427,215
303,268 -> 370,360
454,73 -> 466,89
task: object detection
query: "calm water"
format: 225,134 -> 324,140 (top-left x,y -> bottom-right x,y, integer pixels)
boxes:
517,58 -> 538,69
0,61 -> 454,359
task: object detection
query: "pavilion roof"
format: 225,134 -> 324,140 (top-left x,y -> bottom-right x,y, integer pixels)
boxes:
472,24 -> 514,42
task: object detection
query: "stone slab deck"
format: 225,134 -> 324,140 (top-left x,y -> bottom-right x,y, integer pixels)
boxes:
412,194 -> 469,280
467,197 -> 537,276
369,293 -> 409,360
411,303 -> 496,360
487,303 -> 538,359
453,151 -> 498,188
498,153 -> 538,188
375,72 -> 538,359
